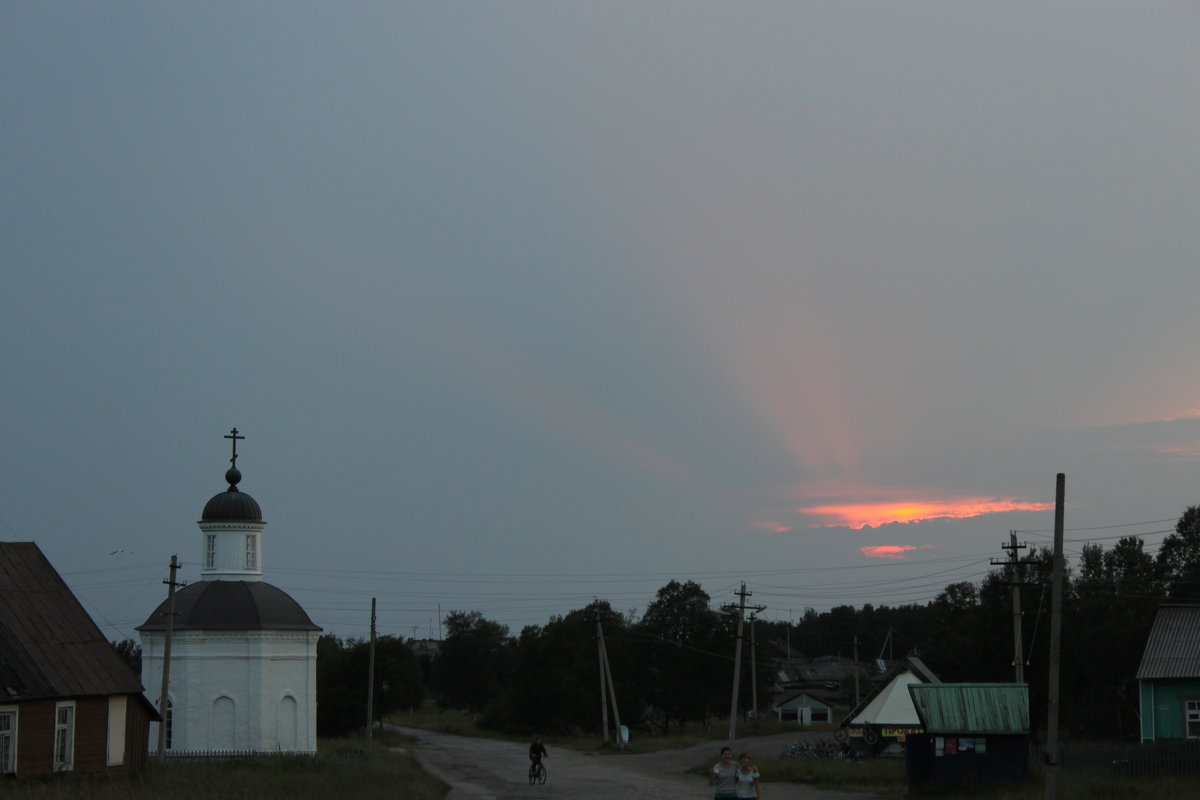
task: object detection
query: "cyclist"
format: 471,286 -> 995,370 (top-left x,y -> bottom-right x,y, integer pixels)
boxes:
529,737 -> 548,769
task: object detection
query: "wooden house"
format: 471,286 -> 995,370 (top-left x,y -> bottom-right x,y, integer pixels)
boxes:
0,542 -> 158,777
905,683 -> 1030,790
1136,604 -> 1200,742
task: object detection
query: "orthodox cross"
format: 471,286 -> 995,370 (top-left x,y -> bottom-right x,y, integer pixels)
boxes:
224,428 -> 245,468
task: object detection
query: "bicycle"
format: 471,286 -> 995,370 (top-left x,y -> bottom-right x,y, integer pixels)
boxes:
528,760 -> 547,785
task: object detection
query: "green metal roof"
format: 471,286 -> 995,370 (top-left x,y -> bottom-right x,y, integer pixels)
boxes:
908,683 -> 1029,734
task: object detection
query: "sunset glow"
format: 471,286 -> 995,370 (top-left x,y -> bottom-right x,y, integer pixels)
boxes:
796,496 -> 1053,529
860,545 -> 932,559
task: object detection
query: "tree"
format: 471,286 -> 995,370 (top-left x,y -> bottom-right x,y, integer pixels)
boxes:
316,634 -> 425,736
638,580 -> 724,734
488,600 -> 638,735
110,638 -> 141,676
1158,506 -> 1200,600
433,611 -> 513,714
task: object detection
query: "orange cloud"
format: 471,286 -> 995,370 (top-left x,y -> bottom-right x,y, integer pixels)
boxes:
860,545 -> 932,559
751,521 -> 793,533
796,496 -> 1053,529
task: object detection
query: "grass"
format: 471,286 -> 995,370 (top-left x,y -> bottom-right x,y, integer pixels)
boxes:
745,754 -> 1197,800
1,732 -> 448,800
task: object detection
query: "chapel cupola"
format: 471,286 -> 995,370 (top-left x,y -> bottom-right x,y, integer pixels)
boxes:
198,428 -> 266,581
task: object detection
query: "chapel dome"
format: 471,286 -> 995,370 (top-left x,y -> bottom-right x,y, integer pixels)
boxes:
200,466 -> 263,522
136,580 -> 320,632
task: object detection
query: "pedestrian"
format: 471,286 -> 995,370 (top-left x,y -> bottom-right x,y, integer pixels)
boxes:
710,746 -> 737,800
735,752 -> 760,800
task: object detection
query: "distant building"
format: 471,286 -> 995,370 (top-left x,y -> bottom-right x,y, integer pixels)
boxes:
0,542 -> 158,777
1136,603 -> 1200,742
771,691 -> 833,725
137,431 -> 321,754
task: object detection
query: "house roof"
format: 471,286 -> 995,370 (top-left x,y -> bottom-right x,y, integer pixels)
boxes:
774,691 -> 833,711
0,542 -> 148,702
909,683 -> 1030,734
844,655 -> 941,727
1136,604 -> 1200,680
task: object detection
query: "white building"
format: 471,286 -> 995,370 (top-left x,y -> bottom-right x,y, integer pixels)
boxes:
138,435 -> 321,753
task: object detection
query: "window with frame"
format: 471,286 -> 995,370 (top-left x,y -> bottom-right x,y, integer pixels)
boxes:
205,534 -> 216,569
245,534 -> 257,570
1186,699 -> 1200,739
0,708 -> 15,775
53,702 -> 74,772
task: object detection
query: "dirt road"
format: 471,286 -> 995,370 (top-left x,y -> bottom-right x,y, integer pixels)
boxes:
391,726 -> 891,800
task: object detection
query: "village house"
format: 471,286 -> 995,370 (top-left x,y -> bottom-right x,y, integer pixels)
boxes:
1136,603 -> 1200,742
0,542 -> 158,777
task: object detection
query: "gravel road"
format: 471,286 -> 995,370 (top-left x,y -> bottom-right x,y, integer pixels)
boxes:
390,726 -> 892,800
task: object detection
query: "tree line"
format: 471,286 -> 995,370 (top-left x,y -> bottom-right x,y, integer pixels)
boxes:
117,506 -> 1200,741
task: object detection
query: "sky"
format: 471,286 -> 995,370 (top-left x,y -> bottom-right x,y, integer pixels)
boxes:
3,2 -> 1200,647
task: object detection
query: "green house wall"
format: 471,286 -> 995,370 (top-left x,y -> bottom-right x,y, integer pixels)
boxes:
1139,678 -> 1200,742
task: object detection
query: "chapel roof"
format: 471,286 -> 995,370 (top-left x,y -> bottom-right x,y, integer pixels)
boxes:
137,580 -> 320,633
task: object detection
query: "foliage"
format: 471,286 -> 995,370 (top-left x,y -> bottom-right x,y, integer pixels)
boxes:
637,580 -> 727,735
1157,505 -> 1200,600
432,610 -> 514,714
110,638 -> 141,676
483,599 -> 637,735
317,634 -> 424,737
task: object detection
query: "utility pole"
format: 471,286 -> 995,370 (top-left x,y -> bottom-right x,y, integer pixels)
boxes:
1044,474 -> 1065,800
749,612 -> 760,723
726,583 -> 748,742
598,623 -> 624,749
992,532 -> 1029,683
853,635 -> 860,708
156,555 -> 181,760
723,584 -> 765,741
596,610 -> 609,744
366,598 -> 377,755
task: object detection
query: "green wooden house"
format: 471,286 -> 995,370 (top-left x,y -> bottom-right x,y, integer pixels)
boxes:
1136,604 -> 1200,742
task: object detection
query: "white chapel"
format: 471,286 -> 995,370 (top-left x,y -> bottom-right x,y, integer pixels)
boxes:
138,429 -> 321,754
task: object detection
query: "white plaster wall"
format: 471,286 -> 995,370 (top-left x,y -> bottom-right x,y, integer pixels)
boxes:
141,629 -> 318,753
198,521 -> 265,581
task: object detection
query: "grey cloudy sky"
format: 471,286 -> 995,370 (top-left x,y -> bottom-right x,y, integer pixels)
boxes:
3,2 -> 1200,643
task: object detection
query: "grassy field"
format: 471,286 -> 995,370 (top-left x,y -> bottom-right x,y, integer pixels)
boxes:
754,753 -> 1198,800
0,732 -> 447,800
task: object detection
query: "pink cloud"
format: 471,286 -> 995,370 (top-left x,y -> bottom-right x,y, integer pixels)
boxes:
788,485 -> 1053,529
751,521 -> 793,533
860,544 -> 934,560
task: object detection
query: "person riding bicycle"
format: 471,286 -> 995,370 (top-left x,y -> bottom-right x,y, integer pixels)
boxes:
529,737 -> 548,768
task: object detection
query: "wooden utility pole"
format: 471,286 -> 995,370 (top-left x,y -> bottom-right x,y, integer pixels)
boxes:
724,584 -> 765,741
727,583 -> 748,742
596,611 -> 609,744
156,555 -> 181,760
366,598 -> 377,755
853,635 -> 860,707
992,532 -> 1029,682
749,613 -> 760,723
1044,474 -> 1065,800
598,624 -> 624,749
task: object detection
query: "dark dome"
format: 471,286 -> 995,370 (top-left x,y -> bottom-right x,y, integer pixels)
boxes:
136,581 -> 320,632
201,488 -> 263,521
